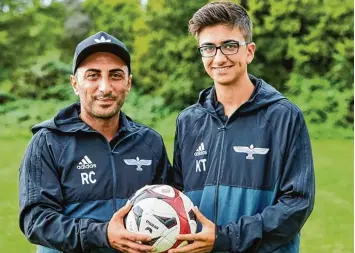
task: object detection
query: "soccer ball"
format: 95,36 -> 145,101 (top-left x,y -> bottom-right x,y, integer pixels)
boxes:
125,185 -> 197,252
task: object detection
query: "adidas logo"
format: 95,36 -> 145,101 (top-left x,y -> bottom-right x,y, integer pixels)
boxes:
94,36 -> 111,43
194,142 -> 207,156
77,155 -> 97,169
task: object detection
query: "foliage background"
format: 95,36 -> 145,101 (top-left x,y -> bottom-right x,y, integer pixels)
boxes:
0,0 -> 353,138
0,0 -> 353,252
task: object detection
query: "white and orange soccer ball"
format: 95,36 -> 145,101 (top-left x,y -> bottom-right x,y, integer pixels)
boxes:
125,185 -> 197,253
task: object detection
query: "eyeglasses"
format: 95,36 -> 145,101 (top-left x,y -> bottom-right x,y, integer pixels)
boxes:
198,41 -> 249,58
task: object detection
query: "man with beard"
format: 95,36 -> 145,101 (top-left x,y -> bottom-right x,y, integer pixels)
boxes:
19,31 -> 170,253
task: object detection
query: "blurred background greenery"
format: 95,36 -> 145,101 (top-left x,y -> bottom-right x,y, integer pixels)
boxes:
0,0 -> 353,252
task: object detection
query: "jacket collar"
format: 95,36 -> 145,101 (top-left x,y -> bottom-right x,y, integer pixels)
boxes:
196,74 -> 285,118
32,102 -> 136,134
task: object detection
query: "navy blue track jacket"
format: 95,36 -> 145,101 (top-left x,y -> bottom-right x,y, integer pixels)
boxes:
172,76 -> 315,253
19,103 -> 171,253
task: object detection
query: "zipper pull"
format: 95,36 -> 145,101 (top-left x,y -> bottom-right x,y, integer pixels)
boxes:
218,126 -> 226,131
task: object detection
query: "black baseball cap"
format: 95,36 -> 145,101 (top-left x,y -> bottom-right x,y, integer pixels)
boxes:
72,31 -> 131,74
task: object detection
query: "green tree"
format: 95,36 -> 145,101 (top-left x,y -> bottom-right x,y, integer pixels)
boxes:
247,0 -> 353,132
82,0 -> 144,55
133,0 -> 211,109
0,0 -> 73,99
0,0 -> 352,138
247,0 -> 353,91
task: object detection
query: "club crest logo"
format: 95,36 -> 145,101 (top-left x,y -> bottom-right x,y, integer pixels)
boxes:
233,144 -> 269,160
124,157 -> 152,171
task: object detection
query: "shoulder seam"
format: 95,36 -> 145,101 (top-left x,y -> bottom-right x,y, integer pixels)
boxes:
176,103 -> 200,119
274,99 -> 301,117
135,131 -> 163,162
133,122 -> 162,138
260,103 -> 286,161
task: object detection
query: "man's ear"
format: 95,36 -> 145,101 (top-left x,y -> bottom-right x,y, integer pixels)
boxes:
246,42 -> 256,64
70,74 -> 79,96
127,74 -> 132,91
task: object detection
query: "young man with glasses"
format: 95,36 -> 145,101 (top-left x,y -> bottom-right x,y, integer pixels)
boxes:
170,2 -> 315,253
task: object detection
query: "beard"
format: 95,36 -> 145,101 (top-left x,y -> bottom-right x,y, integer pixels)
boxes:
85,91 -> 128,119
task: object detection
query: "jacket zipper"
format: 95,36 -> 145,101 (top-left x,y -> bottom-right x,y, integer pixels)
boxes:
109,151 -> 117,211
79,126 -> 139,213
199,107 -> 238,224
198,94 -> 253,224
214,124 -> 226,224
109,131 -> 139,212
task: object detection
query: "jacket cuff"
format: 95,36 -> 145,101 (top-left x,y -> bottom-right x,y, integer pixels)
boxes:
212,225 -> 231,252
85,222 -> 110,249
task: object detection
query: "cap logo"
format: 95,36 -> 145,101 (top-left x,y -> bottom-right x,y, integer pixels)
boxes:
94,36 -> 111,43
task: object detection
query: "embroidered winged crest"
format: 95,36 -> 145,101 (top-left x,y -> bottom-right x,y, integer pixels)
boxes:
233,144 -> 269,160
124,157 -> 152,171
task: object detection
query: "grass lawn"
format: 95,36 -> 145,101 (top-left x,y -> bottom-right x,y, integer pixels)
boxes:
299,139 -> 353,253
0,137 -> 36,253
0,134 -> 352,253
